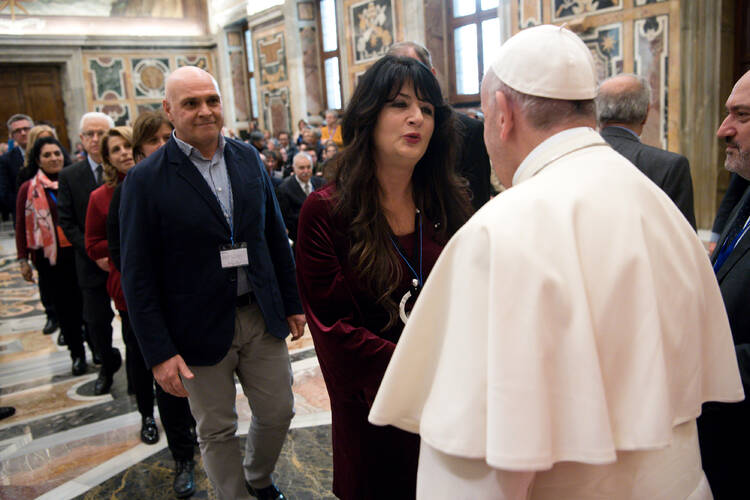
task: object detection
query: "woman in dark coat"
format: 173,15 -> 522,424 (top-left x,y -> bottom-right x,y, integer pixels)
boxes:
295,56 -> 473,499
16,137 -> 86,374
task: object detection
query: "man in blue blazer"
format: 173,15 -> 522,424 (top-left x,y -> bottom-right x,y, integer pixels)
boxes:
120,66 -> 305,500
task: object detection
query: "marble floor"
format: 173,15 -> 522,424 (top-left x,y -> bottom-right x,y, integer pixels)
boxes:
0,229 -> 334,499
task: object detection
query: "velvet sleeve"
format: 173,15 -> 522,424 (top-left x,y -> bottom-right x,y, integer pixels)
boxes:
295,192 -> 395,406
85,187 -> 109,262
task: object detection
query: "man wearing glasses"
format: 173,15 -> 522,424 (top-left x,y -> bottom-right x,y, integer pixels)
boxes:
0,114 -> 33,223
58,112 -> 121,395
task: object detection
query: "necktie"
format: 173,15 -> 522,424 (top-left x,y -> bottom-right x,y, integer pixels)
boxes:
304,183 -> 311,196
714,192 -> 750,272
95,165 -> 103,185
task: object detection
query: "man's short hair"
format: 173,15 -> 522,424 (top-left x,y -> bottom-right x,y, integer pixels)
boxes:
595,74 -> 651,126
293,151 -> 313,166
250,130 -> 265,143
387,41 -> 433,69
486,71 -> 595,130
79,111 -> 115,132
7,114 -> 34,131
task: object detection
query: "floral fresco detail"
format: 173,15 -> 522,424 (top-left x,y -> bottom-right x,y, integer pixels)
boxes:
579,23 -> 623,81
257,32 -> 288,85
132,58 -> 170,98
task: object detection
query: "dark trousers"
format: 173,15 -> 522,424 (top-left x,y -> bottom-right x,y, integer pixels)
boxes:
698,397 -> 750,500
33,247 -> 83,358
81,283 -> 115,373
36,266 -> 57,322
120,311 -> 195,462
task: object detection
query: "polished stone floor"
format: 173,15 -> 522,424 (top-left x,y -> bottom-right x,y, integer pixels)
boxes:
0,230 -> 334,499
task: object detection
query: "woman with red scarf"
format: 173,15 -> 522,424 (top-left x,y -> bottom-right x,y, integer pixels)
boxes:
16,136 -> 86,375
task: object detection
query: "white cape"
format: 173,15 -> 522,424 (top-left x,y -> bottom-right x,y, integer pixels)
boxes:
369,128 -> 744,471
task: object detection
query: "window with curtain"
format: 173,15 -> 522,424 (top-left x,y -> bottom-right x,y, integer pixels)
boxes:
449,0 -> 500,103
318,0 -> 342,110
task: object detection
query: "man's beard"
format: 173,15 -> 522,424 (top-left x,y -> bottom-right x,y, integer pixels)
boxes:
725,141 -> 750,180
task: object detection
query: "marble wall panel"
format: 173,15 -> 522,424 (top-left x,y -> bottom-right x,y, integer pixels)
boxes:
635,14 -> 669,149
579,23 -> 624,81
263,87 -> 292,136
424,0 -> 448,91
3,0 -> 192,18
300,25 -> 325,115
518,0 -> 544,29
88,57 -> 126,101
83,51 -> 214,126
131,58 -> 170,98
258,32 -> 288,85
551,0 -> 622,21
350,0 -> 395,64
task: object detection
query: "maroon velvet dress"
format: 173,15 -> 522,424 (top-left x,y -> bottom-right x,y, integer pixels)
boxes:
296,184 -> 445,500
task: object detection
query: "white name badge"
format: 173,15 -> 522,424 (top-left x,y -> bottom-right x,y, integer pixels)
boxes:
220,243 -> 249,268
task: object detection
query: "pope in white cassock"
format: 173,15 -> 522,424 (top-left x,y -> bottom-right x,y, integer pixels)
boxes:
368,25 -> 744,500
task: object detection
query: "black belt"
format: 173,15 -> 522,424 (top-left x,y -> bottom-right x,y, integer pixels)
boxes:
236,292 -> 254,307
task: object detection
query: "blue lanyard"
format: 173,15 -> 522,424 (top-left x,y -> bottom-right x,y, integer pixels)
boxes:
48,191 -> 57,205
390,209 -> 423,288
714,217 -> 750,272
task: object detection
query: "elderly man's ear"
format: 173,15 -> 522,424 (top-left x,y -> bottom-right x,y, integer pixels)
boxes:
495,90 -> 514,141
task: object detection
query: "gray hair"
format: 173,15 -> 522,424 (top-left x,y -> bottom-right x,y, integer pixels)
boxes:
79,112 -> 115,132
7,114 -> 34,131
293,151 -> 313,167
485,71 -> 595,130
387,41 -> 433,68
595,74 -> 651,126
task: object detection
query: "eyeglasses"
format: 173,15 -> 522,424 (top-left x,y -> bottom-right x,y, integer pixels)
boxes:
82,130 -> 106,138
11,126 -> 31,135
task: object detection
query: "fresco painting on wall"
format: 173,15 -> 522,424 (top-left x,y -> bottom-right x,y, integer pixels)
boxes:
1,0 -> 185,17
263,87 -> 291,136
635,14 -> 669,149
230,50 -> 249,122
579,23 -> 623,82
350,0 -> 395,64
132,58 -> 170,98
552,0 -> 622,21
136,102 -> 162,115
257,32 -> 288,85
89,57 -> 126,100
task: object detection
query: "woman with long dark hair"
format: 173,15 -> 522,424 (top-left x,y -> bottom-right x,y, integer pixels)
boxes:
15,136 -> 86,374
295,55 -> 473,499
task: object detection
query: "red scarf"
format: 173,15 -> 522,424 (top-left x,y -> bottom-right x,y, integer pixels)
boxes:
24,170 -> 58,265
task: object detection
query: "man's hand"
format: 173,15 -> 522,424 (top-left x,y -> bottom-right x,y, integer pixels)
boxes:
287,314 -> 306,340
95,257 -> 110,272
152,354 -> 194,397
19,261 -> 34,283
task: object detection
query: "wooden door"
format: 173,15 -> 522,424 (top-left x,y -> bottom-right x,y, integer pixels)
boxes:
736,0 -> 750,80
0,64 -> 69,151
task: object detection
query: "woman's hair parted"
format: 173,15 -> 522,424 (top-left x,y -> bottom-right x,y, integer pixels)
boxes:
332,55 -> 473,329
100,126 -> 133,187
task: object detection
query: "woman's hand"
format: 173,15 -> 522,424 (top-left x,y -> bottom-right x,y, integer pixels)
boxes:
19,261 -> 34,283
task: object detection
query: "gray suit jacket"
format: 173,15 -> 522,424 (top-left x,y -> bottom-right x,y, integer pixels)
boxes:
601,126 -> 696,229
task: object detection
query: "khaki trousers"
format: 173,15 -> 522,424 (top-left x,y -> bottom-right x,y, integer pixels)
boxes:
182,303 -> 294,500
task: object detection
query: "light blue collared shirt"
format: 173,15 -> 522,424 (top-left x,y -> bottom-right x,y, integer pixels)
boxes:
173,132 -> 249,296
87,155 -> 101,182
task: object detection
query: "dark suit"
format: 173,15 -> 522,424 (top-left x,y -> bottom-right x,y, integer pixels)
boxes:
601,126 -> 696,229
120,137 -> 302,368
58,159 -> 115,371
0,147 -> 24,217
456,113 -> 492,210
699,184 -> 750,499
276,175 -> 324,242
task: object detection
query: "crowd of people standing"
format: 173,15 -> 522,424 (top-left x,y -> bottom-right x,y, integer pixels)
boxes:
0,25 -> 749,500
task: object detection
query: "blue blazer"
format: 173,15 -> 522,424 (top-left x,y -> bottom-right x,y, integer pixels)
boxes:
120,137 -> 302,368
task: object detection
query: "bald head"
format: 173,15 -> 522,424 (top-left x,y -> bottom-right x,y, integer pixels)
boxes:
163,66 -> 223,157
165,66 -> 221,104
596,73 -> 651,129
